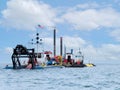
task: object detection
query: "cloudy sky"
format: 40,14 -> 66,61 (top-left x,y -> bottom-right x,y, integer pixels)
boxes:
0,0 -> 120,63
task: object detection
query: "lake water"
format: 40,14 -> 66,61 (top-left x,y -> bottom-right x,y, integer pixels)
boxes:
0,62 -> 120,90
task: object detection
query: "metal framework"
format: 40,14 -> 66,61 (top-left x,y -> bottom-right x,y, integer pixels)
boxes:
11,45 -> 36,69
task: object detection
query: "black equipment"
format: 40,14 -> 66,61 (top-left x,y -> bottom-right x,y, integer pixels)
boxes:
11,45 -> 36,69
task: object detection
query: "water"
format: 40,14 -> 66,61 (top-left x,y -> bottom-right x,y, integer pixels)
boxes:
0,63 -> 120,90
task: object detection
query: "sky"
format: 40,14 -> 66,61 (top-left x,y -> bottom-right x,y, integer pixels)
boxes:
0,0 -> 120,64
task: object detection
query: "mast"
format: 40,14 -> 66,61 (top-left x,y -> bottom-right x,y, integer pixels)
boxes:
36,33 -> 39,59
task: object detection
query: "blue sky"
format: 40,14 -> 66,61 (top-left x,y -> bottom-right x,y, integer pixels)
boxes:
0,0 -> 120,63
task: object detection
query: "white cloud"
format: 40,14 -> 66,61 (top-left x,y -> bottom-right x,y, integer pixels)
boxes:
3,36 -> 120,63
83,44 -> 120,62
63,36 -> 86,48
70,3 -> 100,10
62,6 -> 120,31
5,47 -> 13,54
2,1 -> 120,32
1,1 -> 120,63
1,0 -> 58,31
38,36 -> 86,55
43,36 -> 120,62
110,29 -> 120,42
99,44 -> 120,60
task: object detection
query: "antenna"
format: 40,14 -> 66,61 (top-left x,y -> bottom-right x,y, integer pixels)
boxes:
29,33 -> 43,59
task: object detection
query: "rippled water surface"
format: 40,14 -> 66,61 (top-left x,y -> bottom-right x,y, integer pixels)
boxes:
0,63 -> 120,90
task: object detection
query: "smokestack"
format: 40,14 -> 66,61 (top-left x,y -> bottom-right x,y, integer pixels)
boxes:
71,49 -> 73,54
53,28 -> 56,56
60,37 -> 63,56
64,45 -> 66,58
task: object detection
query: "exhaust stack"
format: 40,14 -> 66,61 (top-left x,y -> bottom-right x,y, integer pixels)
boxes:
60,37 -> 63,56
53,28 -> 56,56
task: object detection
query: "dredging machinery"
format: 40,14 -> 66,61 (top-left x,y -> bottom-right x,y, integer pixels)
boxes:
5,44 -> 95,69
10,45 -> 38,69
5,28 -> 95,69
5,44 -> 63,69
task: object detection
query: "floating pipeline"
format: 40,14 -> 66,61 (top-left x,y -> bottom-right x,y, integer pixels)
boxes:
4,63 -> 95,69
4,64 -> 63,69
62,63 -> 96,68
85,63 -> 96,67
4,63 -> 96,69
63,64 -> 86,68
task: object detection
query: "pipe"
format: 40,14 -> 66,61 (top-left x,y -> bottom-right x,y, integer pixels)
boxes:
53,28 -> 56,56
60,37 -> 63,56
